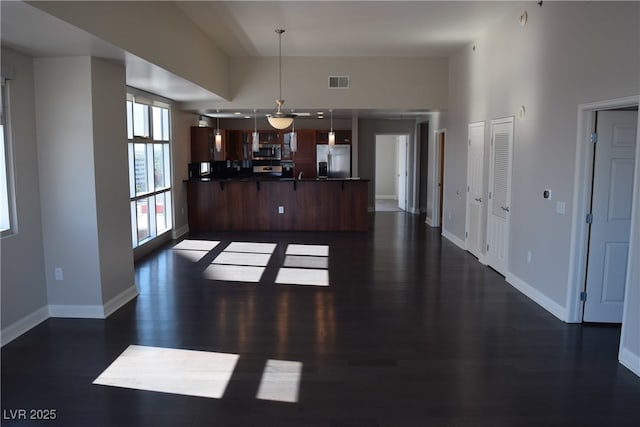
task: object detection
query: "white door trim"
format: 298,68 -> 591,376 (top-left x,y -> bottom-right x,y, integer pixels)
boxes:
429,128 -> 446,227
465,121 -> 486,259
486,117 -> 514,276
567,95 -> 640,323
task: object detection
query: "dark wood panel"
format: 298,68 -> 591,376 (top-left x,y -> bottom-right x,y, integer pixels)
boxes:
187,180 -> 369,231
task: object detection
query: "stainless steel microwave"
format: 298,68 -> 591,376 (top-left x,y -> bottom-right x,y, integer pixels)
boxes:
253,143 -> 281,160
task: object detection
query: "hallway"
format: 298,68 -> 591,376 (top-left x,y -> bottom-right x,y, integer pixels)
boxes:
2,213 -> 640,426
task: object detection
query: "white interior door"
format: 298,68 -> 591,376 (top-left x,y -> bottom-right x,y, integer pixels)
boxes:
466,122 -> 485,258
583,110 -> 637,322
397,136 -> 408,211
486,117 -> 514,276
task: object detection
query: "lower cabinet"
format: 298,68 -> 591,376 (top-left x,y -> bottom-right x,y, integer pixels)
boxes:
187,180 -> 368,232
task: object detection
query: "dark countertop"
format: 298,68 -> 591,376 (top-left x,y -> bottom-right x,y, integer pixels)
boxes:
185,177 -> 369,183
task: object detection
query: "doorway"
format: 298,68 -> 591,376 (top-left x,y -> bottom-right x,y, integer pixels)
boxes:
583,109 -> 637,322
429,130 -> 446,227
466,121 -> 485,259
568,96 -> 639,325
375,134 -> 409,212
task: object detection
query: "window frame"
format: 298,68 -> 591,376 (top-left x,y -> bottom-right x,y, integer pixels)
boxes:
1,79 -> 17,238
127,90 -> 173,248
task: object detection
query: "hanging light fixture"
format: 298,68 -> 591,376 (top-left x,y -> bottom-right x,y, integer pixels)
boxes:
267,29 -> 295,130
215,113 -> 222,152
252,109 -> 260,152
290,120 -> 298,153
328,109 -> 336,147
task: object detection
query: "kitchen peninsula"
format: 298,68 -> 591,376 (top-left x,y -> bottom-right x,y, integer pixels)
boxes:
186,126 -> 369,232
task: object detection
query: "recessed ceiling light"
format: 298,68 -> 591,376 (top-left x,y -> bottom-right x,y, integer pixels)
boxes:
234,112 -> 242,115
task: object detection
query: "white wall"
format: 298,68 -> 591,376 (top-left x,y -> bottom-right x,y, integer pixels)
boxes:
375,135 -> 398,198
0,47 -> 49,344
90,57 -> 136,305
30,1 -> 229,99
359,119 -> 417,211
184,56 -> 449,112
445,2 -> 639,371
422,112 -> 446,224
34,56 -> 136,316
620,108 -> 640,376
34,56 -> 103,309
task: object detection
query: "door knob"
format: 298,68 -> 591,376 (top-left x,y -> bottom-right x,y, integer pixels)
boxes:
501,206 -> 510,212
474,197 -> 482,202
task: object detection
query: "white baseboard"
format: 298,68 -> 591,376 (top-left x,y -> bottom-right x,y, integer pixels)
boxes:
505,272 -> 568,322
1,306 -> 49,347
619,346 -> 640,378
409,207 -> 420,215
49,285 -> 138,319
425,216 -> 434,227
442,228 -> 466,250
172,224 -> 189,240
375,195 -> 397,200
104,285 -> 139,318
477,253 -> 488,266
48,304 -> 106,319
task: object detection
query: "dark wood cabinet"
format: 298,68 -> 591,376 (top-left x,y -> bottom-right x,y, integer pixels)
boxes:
187,179 -> 369,231
227,130 -> 252,161
290,129 -> 317,178
191,127 -> 213,163
191,127 -> 226,162
317,130 -> 352,145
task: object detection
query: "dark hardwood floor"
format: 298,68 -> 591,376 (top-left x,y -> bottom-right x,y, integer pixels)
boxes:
2,213 -> 640,426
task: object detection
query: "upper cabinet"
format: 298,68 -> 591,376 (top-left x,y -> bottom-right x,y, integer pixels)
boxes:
227,130 -> 252,161
191,127 -> 226,162
317,130 -> 352,145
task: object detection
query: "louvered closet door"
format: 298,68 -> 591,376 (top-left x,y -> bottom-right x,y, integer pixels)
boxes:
486,117 -> 514,276
466,122 -> 485,259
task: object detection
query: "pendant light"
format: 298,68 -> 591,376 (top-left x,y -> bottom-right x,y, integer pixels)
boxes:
328,109 -> 336,147
215,113 -> 222,152
252,109 -> 260,152
290,120 -> 298,153
266,29 -> 295,130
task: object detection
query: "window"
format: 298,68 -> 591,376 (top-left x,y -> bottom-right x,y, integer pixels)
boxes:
127,92 -> 172,248
1,80 -> 15,236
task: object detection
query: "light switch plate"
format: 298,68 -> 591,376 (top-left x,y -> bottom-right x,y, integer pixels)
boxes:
556,201 -> 566,215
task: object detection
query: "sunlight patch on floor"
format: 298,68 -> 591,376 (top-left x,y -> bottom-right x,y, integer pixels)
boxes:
226,242 -> 277,254
204,264 -> 266,283
93,345 -> 238,399
213,251 -> 272,267
173,240 -> 220,251
284,255 -> 329,269
275,268 -> 329,287
174,249 -> 209,262
285,244 -> 329,257
256,359 -> 303,403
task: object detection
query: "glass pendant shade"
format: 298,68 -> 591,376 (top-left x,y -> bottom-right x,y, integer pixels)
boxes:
215,130 -> 222,152
252,131 -> 260,152
267,115 -> 294,130
328,131 -> 336,146
290,131 -> 297,153
267,29 -> 296,130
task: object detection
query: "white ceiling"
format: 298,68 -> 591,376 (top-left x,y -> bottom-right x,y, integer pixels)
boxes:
1,1 -> 520,114
178,1 -> 519,58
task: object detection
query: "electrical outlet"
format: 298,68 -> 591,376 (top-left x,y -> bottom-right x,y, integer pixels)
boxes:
527,251 -> 532,264
55,267 -> 63,281
278,206 -> 285,214
556,201 -> 566,215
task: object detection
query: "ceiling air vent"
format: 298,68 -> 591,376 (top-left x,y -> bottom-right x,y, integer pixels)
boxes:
328,75 -> 350,89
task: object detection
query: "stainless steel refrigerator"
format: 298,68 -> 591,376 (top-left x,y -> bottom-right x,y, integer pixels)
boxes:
317,144 -> 351,178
